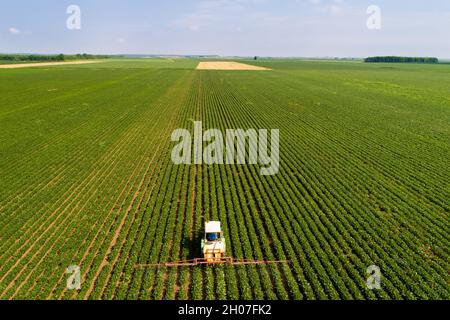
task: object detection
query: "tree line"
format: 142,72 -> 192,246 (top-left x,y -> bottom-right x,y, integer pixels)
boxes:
364,56 -> 439,64
0,53 -> 110,62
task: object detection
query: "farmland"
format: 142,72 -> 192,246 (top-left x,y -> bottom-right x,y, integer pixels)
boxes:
0,59 -> 449,300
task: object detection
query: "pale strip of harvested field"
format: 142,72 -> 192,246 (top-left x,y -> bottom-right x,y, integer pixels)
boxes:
0,60 -> 103,69
196,61 -> 271,71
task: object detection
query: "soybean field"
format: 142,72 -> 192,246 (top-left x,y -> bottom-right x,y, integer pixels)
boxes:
0,59 -> 448,300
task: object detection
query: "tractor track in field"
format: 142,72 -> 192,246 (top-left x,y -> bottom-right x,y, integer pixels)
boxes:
149,164 -> 184,299
204,75 -> 278,299
166,98 -> 197,300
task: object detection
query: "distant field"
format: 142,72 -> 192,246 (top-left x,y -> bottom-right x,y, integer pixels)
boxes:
0,60 -> 102,69
0,59 -> 448,300
197,61 -> 271,70
60,58 -> 199,69
0,60 -> 35,65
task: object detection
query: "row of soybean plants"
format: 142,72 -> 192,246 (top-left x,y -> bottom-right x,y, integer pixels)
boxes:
227,71 -> 448,295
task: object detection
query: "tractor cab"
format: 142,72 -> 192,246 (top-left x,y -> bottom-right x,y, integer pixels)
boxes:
201,221 -> 226,262
206,232 -> 219,242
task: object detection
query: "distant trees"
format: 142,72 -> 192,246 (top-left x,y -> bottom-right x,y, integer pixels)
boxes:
71,53 -> 110,60
364,56 -> 439,64
0,54 -> 109,62
0,54 -> 65,62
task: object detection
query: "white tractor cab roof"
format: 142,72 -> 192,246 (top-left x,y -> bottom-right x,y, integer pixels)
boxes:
205,221 -> 222,234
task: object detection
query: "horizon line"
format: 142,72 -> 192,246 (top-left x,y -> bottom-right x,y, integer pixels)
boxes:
2,52 -> 450,60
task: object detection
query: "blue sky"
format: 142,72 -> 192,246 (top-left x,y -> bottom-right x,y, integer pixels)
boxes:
1,0 -> 449,57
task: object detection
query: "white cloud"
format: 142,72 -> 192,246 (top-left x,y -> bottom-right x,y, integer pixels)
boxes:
8,27 -> 21,35
8,27 -> 31,35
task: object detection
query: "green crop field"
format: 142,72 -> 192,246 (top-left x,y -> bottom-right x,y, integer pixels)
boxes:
0,59 -> 448,300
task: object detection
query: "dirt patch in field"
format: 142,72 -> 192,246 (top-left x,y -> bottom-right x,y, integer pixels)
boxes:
0,60 -> 102,69
196,61 -> 271,71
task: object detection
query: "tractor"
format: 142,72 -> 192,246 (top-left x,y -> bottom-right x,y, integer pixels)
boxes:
201,221 -> 226,262
135,220 -> 289,268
